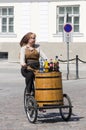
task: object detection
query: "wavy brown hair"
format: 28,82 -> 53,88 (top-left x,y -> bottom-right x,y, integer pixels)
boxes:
19,32 -> 36,47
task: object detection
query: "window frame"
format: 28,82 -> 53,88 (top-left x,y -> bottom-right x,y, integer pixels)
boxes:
56,5 -> 80,34
0,6 -> 14,34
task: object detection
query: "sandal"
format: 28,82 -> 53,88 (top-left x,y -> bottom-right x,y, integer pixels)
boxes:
39,109 -> 46,113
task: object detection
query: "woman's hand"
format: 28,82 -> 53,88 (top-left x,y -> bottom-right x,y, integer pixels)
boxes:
21,63 -> 27,68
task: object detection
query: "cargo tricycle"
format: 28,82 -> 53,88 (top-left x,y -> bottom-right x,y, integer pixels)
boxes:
24,72 -> 72,123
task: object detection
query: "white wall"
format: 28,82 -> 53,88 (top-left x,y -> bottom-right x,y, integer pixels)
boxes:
0,2 -> 49,43
15,3 -> 31,41
0,1 -> 86,43
0,1 -> 86,62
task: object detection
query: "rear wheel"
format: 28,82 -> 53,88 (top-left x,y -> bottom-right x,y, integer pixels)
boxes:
24,87 -> 28,111
60,94 -> 72,121
25,96 -> 38,123
24,88 -> 38,123
24,85 -> 35,110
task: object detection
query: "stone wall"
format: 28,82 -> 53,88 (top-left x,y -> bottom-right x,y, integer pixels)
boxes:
0,42 -> 86,62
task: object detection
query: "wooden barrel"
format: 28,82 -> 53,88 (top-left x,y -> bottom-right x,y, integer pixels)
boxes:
35,72 -> 63,107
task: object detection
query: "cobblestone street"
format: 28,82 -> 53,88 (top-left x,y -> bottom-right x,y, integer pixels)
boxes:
0,62 -> 86,130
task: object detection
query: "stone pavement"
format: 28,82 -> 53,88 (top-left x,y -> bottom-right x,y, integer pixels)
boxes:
0,61 -> 86,130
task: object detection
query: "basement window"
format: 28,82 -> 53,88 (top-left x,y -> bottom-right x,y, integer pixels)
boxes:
0,52 -> 8,59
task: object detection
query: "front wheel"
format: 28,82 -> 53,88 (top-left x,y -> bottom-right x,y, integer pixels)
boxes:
60,94 -> 72,121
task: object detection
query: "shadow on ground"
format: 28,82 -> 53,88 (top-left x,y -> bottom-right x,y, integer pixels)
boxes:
37,112 -> 84,124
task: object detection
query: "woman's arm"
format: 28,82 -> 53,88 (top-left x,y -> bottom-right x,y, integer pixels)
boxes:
36,46 -> 48,60
20,46 -> 27,67
40,49 -> 48,60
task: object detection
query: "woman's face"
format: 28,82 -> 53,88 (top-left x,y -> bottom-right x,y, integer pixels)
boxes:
28,34 -> 36,47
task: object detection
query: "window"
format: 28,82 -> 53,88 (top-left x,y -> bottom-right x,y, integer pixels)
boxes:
0,7 -> 14,33
56,6 -> 80,33
0,52 -> 8,59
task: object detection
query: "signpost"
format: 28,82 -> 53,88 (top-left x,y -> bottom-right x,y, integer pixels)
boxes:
64,23 -> 72,43
63,23 -> 72,80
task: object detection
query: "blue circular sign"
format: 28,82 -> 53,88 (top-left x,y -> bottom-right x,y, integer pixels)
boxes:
64,24 -> 72,33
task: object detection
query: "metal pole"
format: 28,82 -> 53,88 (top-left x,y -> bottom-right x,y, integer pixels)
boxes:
76,55 -> 79,79
67,42 -> 69,80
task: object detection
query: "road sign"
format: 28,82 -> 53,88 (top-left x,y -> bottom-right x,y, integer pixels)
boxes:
64,23 -> 72,33
63,23 -> 73,43
63,32 -> 72,43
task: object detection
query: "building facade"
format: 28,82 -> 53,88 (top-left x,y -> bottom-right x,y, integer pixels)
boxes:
0,0 -> 86,61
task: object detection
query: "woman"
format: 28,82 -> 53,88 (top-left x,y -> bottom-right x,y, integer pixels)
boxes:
20,32 -> 47,95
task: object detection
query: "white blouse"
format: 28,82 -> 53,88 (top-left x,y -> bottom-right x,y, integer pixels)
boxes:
20,44 -> 48,65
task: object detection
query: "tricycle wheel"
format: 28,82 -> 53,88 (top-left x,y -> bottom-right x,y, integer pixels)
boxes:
25,96 -> 38,123
24,87 -> 35,111
24,87 -> 28,111
60,94 -> 72,121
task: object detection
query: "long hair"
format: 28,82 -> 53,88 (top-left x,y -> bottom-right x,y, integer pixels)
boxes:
19,32 -> 36,47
